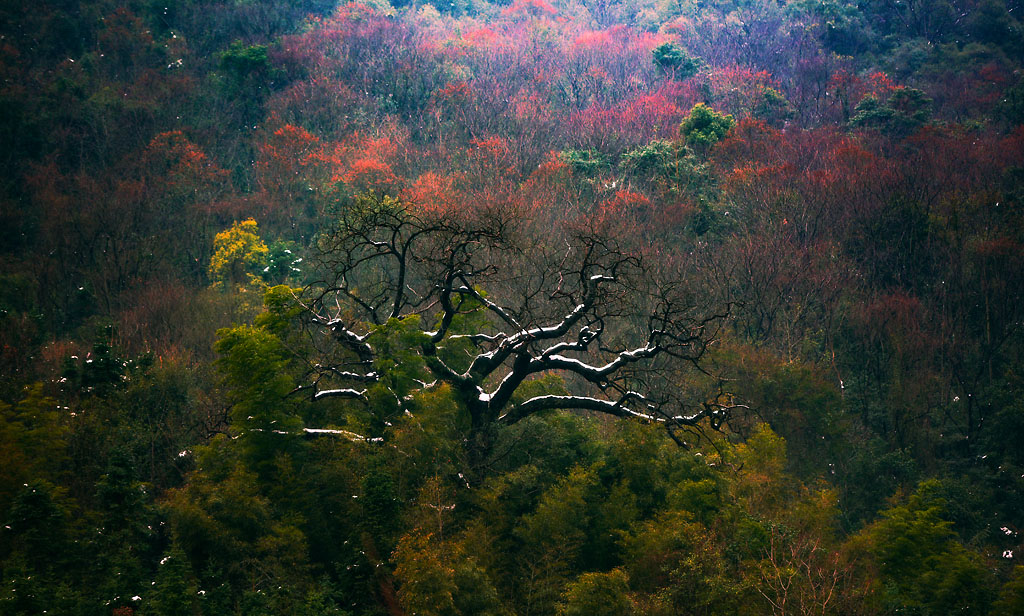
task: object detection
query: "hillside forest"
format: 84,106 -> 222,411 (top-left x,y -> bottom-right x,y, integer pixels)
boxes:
2,0 -> 1024,614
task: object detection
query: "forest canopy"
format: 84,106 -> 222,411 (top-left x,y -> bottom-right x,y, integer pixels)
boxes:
1,0 -> 1024,614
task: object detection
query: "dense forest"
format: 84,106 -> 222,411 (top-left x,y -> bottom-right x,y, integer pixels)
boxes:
2,0 -> 1024,613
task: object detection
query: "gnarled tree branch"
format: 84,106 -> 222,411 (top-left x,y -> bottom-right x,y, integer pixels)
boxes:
299,194 -> 734,443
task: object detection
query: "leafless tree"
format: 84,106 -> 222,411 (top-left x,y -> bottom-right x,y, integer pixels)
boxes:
293,194 -> 738,450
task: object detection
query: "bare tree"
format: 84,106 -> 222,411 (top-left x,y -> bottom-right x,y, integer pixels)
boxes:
293,194 -> 736,450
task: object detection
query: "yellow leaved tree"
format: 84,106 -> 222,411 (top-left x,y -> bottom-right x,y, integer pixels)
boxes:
208,218 -> 268,287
